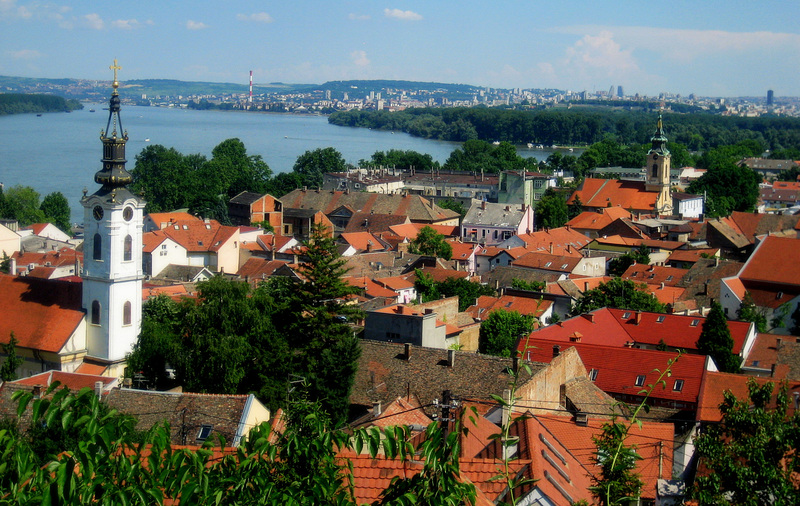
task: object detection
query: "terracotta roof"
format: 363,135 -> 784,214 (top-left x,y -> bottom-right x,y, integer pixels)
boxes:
340,232 -> 388,252
676,258 -> 743,309
512,251 -> 581,272
727,211 -> 800,242
13,247 -> 82,268
343,212 -> 410,234
666,248 -> 720,265
0,274 -> 85,353
465,295 -> 552,321
567,208 -> 632,231
742,333 -> 786,373
146,212 -> 199,228
696,371 -> 800,422
448,241 -> 479,261
373,276 -> 414,291
142,219 -> 238,254
568,178 -> 658,212
740,235 -> 800,287
143,284 -> 190,301
536,414 -> 675,500
13,370 -> 116,391
520,337 -> 706,407
503,227 -> 591,256
344,276 -> 398,299
621,264 -> 689,286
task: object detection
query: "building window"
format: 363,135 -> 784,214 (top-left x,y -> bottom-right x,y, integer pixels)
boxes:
673,379 -> 684,392
635,375 -> 646,387
589,369 -> 598,381
652,164 -> 658,177
91,300 -> 101,325
93,233 -> 102,261
196,424 -> 213,442
123,301 -> 132,326
124,235 -> 132,261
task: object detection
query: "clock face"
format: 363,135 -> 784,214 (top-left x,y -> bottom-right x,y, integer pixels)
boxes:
123,206 -> 133,222
93,206 -> 104,221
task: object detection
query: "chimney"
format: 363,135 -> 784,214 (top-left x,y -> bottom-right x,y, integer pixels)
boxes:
9,257 -> 16,276
660,282 -> 665,290
95,381 -> 104,399
714,257 -> 719,267
777,338 -> 782,350
771,364 -> 777,378
481,200 -> 486,210
635,311 -> 642,325
512,355 -> 520,374
794,392 -> 800,410
404,343 -> 411,361
584,281 -> 590,291
549,242 -> 553,254
448,349 -> 456,367
372,401 -> 382,417
501,389 -> 511,428
552,345 -> 561,358
32,385 -> 42,399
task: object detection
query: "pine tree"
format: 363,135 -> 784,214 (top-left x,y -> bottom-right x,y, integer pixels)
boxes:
697,302 -> 741,373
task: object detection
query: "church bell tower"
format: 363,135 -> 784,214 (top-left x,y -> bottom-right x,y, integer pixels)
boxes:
81,60 -> 145,376
645,114 -> 673,215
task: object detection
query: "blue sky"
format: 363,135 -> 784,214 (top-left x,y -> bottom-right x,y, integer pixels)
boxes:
2,0 -> 799,97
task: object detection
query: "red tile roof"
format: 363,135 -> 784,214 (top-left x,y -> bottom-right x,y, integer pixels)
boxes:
0,274 -> 85,353
142,219 -> 238,253
238,258 -> 289,280
509,228 -> 591,256
340,232 -> 388,252
466,295 -> 552,321
740,235 -> 800,287
512,251 -> 581,272
343,276 -> 398,299
13,247 -> 82,269
13,370 -> 116,391
666,248 -> 720,264
696,371 -> 800,422
567,208 -> 632,231
621,264 -> 688,286
568,178 -> 658,212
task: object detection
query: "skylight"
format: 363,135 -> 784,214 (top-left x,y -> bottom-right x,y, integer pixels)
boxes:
691,319 -> 700,326
635,375 -> 645,387
622,312 -> 632,319
673,379 -> 684,392
656,315 -> 666,323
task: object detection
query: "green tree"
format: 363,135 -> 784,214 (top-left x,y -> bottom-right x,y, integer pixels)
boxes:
608,244 -> 650,277
293,147 -> 347,188
511,278 -> 546,291
131,144 -> 205,212
736,291 -> 768,333
568,194 -> 584,220
408,226 -> 453,260
573,278 -> 667,314
264,171 -> 305,198
364,149 -> 439,172
415,270 -> 495,311
535,188 -> 569,229
39,191 -> 72,233
690,380 -> 800,505
479,309 -> 536,357
688,145 -> 761,218
696,302 -> 741,373
204,138 -> 272,199
3,185 -> 44,226
0,332 -> 23,382
437,199 -> 467,219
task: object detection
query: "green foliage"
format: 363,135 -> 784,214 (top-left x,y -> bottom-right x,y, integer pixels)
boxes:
2,185 -> 44,226
0,93 -> 82,115
263,171 -> 306,197
437,199 -> 467,218
0,332 -> 23,382
536,188 -> 569,229
39,191 -> 72,233
292,147 -> 348,188
362,149 -> 439,172
414,269 -> 495,311
736,291 -> 768,333
568,194 -> 584,220
0,252 -> 10,274
697,302 -> 741,373
408,226 -> 453,260
573,278 -> 666,314
690,380 -> 800,505
608,244 -> 650,277
510,278 -> 546,292
442,139 -> 528,173
687,142 -> 762,217
479,309 -> 536,357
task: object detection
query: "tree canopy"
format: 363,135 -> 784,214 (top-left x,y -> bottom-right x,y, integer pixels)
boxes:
479,309 -> 537,357
535,188 -> 569,229
414,270 -> 495,311
408,226 -> 453,260
572,278 -> 666,315
442,139 -> 529,173
292,147 -> 348,188
696,302 -> 741,373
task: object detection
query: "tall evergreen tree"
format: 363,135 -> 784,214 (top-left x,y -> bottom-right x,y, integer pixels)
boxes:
697,302 -> 741,373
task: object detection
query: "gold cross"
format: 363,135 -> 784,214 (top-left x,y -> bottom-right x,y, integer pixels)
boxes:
110,59 -> 121,88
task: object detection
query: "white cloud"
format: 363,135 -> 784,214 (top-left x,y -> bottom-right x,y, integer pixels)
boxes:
186,20 -> 207,30
83,13 -> 104,30
7,49 -> 41,59
111,18 -> 149,30
348,13 -> 370,21
564,31 -> 638,72
237,12 -> 273,23
351,50 -> 370,67
0,0 -> 30,19
384,8 -> 422,21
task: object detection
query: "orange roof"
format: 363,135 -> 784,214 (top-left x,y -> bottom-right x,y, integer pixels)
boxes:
568,178 -> 659,212
0,274 -> 85,353
666,248 -> 720,264
373,276 -> 415,291
466,295 -> 552,320
412,223 -> 459,237
75,362 -> 109,376
340,232 -> 387,252
142,219 -> 238,253
14,370 -> 116,391
344,276 -> 398,299
644,283 -> 686,305
146,212 -> 199,228
388,223 -> 421,239
409,267 -> 470,283
13,247 -> 82,268
24,223 -> 50,235
448,240 -> 479,260
238,258 -> 288,280
740,235 -> 800,286
512,251 -> 580,272
621,264 -> 689,286
563,276 -> 613,293
567,207 -> 632,230
143,284 -> 189,301
742,333 -> 782,373
696,371 -> 800,422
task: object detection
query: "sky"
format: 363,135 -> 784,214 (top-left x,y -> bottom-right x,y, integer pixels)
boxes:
1,0 -> 799,98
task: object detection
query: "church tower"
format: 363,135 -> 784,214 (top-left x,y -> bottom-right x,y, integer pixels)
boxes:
81,60 -> 145,376
645,114 -> 673,215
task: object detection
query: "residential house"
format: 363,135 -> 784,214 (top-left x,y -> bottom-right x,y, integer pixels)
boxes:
566,207 -> 632,238
512,250 -> 606,279
0,222 -> 20,257
323,169 -> 404,194
227,191 -> 284,229
281,208 -> 334,239
759,184 -> 800,212
143,211 -> 199,232
142,218 -> 241,277
671,192 -> 704,218
342,212 -> 410,234
448,240 -> 481,274
720,234 -> 800,329
465,294 -> 553,325
700,211 -> 799,259
585,235 -> 685,265
496,226 -> 592,255
567,178 -> 659,215
22,223 -> 71,243
339,231 -> 391,256
737,157 -> 798,179
497,170 -> 558,206
461,200 -> 534,245
10,247 -> 82,279
401,170 -> 500,203
665,248 -> 720,269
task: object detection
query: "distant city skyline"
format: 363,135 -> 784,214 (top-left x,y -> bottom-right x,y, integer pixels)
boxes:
1,0 -> 799,98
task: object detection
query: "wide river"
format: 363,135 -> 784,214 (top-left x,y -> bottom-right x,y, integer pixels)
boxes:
0,104 -> 576,223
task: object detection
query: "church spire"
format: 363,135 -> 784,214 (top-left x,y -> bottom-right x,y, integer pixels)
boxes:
94,59 -> 133,190
649,113 -> 670,156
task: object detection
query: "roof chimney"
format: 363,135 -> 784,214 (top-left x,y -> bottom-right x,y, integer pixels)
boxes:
552,345 -> 561,358
448,349 -> 456,367
481,200 -> 486,210
635,311 -> 642,325
584,281 -> 590,292
549,242 -> 553,254
9,257 -> 16,276
95,381 -> 104,399
32,385 -> 42,399
404,343 -> 411,361
373,401 -> 382,417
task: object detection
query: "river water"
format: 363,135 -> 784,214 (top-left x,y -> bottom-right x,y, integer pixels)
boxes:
0,104 -> 576,222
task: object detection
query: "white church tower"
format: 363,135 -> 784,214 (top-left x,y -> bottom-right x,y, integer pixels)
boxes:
81,60 -> 145,377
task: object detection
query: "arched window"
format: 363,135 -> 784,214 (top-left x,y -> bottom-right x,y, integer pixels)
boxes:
93,233 -> 102,261
91,300 -> 101,325
651,164 -> 658,178
124,235 -> 132,261
123,301 -> 132,326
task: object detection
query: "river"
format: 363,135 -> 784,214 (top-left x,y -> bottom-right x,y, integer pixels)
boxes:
0,104 -> 578,223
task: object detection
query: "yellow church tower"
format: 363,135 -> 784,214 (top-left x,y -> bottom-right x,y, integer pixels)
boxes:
645,114 -> 673,215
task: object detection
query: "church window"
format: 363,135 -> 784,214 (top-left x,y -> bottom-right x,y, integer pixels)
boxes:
124,235 -> 132,261
93,234 -> 102,261
652,164 -> 658,177
123,301 -> 132,326
91,300 -> 101,325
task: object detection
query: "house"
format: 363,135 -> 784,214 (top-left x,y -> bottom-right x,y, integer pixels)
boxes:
142,218 -> 241,277
461,200 -> 534,246
363,296 -> 479,350
621,264 -> 689,287
666,248 -> 720,269
342,212 -> 410,234
401,170 -> 500,203
585,235 -> 685,265
281,208 -> 334,240
323,169 -> 405,194
0,222 -> 20,257
465,294 -> 553,325
671,192 -> 704,218
512,250 -> 606,279
759,185 -> 800,212
10,247 -> 82,279
447,240 -> 481,274
566,207 -> 632,238
497,170 -> 558,206
22,223 -> 71,243
720,235 -> 800,330
700,212 -> 799,259
674,257 -> 743,314
143,211 -> 199,232
567,178 -> 658,214
227,191 -> 284,229
339,231 -> 391,255
737,157 -> 798,179
496,226 -> 592,255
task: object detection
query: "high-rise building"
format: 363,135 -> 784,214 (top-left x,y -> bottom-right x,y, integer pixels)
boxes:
767,89 -> 774,106
617,86 -> 624,98
81,60 -> 145,376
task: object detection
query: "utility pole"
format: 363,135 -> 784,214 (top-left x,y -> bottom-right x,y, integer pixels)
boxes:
438,389 -> 460,437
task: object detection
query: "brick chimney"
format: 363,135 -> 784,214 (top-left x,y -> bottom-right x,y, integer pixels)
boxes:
448,349 -> 456,367
635,311 -> 642,325
404,343 -> 412,361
